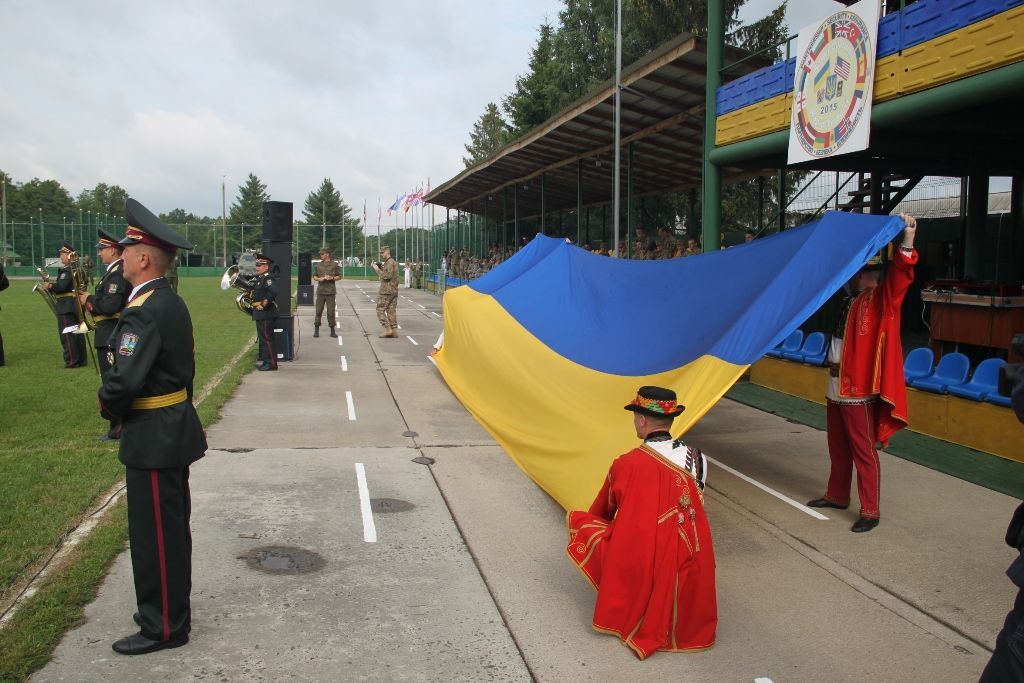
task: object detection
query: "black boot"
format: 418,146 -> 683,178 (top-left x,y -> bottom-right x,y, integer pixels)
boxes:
313,326 -> 320,338
330,328 -> 337,338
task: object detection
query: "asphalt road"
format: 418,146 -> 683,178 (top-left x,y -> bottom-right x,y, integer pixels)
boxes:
37,282 -> 1018,682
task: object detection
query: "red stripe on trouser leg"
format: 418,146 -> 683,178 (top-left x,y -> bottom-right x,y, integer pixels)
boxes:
150,471 -> 171,640
259,320 -> 276,367
826,402 -> 881,518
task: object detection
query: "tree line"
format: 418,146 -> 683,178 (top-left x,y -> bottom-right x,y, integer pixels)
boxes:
460,0 -> 794,237
0,169 -> 369,264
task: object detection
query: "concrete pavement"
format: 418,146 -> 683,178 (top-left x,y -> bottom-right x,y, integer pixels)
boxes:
37,281 -> 1018,682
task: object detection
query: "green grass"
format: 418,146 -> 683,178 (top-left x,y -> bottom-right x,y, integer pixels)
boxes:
0,276 -> 254,602
0,503 -> 128,683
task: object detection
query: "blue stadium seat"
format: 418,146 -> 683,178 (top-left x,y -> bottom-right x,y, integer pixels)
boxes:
802,332 -> 829,366
948,358 -> 1006,401
910,352 -> 970,393
783,331 -> 827,364
986,392 -> 1012,408
903,347 -> 934,384
767,330 -> 803,359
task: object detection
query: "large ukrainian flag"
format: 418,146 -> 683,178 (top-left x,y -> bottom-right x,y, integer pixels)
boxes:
434,211 -> 905,510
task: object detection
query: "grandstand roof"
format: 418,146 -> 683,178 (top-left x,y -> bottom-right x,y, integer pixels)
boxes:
425,33 -> 771,219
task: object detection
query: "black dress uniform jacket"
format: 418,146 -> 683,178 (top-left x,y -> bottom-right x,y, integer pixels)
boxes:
50,264 -> 79,316
99,277 -> 206,468
251,273 -> 278,321
87,259 -> 130,350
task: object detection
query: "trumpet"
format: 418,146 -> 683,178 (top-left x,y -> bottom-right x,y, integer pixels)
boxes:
69,253 -> 96,334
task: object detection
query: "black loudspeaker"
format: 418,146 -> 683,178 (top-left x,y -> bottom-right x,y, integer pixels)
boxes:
263,201 -> 293,242
298,251 -> 312,286
260,239 -> 293,308
272,314 -> 294,361
297,284 -> 313,306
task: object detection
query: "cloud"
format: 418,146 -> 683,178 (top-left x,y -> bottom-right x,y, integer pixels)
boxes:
2,0 -> 561,216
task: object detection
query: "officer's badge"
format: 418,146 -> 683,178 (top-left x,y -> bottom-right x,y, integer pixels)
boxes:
106,350 -> 115,366
108,284 -> 119,293
118,332 -> 140,357
266,279 -> 273,286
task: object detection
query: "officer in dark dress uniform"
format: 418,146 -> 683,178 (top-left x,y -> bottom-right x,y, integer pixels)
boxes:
251,253 -> 279,371
98,198 -> 206,655
0,263 -> 8,366
80,229 -> 131,440
48,242 -> 88,368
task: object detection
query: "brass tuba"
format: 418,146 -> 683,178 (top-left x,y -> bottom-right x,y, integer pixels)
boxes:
68,252 -> 96,333
32,267 -> 59,316
220,256 -> 257,317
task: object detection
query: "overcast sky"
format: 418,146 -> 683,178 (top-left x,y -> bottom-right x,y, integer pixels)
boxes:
2,1 -> 841,219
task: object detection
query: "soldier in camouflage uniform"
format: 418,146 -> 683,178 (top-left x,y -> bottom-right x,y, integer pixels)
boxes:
656,227 -> 677,259
312,247 -> 341,338
372,245 -> 399,338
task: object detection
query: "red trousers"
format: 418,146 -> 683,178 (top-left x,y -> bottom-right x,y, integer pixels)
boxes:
824,400 -> 881,519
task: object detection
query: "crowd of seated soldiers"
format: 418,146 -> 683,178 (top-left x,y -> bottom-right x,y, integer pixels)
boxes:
445,227 -> 711,281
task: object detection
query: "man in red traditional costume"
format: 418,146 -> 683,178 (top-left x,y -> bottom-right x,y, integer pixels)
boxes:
807,213 -> 919,533
567,386 -> 716,659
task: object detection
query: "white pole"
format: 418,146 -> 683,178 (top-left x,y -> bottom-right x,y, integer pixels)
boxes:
612,0 -> 622,256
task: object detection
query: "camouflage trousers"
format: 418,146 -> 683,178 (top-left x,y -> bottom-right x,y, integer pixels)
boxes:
376,292 -> 398,330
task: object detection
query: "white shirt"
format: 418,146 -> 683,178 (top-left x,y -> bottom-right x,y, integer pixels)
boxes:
129,278 -> 161,301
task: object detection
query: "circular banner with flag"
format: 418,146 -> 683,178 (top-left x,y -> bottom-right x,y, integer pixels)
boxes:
793,9 -> 873,158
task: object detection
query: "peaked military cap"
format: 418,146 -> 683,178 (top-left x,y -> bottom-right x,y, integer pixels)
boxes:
120,198 -> 194,253
59,241 -> 75,253
625,385 -> 685,418
95,228 -> 123,251
254,253 -> 273,265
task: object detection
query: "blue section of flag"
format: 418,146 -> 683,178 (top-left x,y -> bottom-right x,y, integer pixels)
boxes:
470,212 -> 904,374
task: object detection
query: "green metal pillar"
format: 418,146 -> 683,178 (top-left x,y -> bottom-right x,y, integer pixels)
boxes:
514,184 -> 520,247
702,0 -> 724,252
502,188 -> 508,253
627,141 -> 634,258
777,169 -> 785,231
964,173 -> 988,279
757,177 -> 765,231
541,172 -> 547,234
577,159 -> 583,244
1012,175 -> 1024,281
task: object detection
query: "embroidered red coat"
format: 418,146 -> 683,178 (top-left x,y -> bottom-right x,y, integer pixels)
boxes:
837,248 -> 918,446
566,445 -> 717,659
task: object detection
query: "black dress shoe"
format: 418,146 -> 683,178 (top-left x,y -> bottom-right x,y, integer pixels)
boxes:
112,631 -> 188,655
851,517 -> 879,533
133,612 -> 142,627
313,328 -> 320,338
257,363 -> 277,371
806,497 -> 849,510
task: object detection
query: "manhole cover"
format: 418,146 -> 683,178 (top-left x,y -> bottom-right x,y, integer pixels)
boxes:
239,546 -> 324,574
402,431 -> 418,437
370,498 -> 415,514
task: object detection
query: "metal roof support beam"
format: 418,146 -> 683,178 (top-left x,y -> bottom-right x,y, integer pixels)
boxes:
702,0 -> 724,252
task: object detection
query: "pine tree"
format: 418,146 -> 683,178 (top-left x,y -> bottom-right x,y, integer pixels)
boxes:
463,102 -> 510,168
228,173 -> 270,225
503,23 -> 558,136
302,178 -> 352,226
